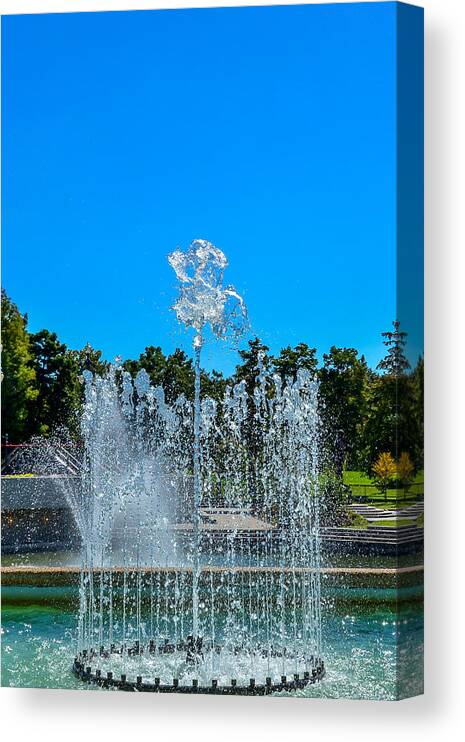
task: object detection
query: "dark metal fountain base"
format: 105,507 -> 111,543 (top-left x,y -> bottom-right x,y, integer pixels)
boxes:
73,639 -> 325,695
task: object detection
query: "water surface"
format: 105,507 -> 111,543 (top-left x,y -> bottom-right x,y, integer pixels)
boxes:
1,584 -> 423,700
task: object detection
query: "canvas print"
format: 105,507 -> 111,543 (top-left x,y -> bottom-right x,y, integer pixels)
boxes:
1,2 -> 424,700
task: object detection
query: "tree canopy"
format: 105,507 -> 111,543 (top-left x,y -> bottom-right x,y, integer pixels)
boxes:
318,346 -> 370,471
1,291 -> 38,442
1,292 -> 423,479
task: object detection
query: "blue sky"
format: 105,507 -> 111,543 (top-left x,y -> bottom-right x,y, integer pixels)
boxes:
2,3 -> 421,375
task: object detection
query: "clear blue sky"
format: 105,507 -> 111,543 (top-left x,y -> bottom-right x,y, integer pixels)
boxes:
2,3 -> 421,375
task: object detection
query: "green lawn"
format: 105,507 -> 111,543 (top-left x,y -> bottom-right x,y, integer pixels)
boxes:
343,470 -> 424,505
368,519 -> 415,527
343,471 -> 424,485
345,514 -> 418,530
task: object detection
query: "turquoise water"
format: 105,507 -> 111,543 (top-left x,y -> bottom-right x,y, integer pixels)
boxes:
1,585 -> 423,700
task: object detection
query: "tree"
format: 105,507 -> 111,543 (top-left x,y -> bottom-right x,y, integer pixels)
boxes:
410,355 -> 424,469
377,320 -> 411,375
233,337 -> 271,393
233,338 -> 271,505
272,343 -> 318,382
362,324 -> 422,472
1,291 -> 38,442
123,345 -> 171,398
318,347 -> 370,471
200,368 -> 227,404
74,343 -> 108,377
124,345 -> 168,390
319,471 -> 350,527
28,329 -> 82,437
372,451 -> 397,501
397,451 -> 415,498
123,345 -> 225,404
163,348 -> 197,403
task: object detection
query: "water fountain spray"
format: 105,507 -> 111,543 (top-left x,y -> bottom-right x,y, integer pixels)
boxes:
72,239 -> 325,694
168,239 -> 248,643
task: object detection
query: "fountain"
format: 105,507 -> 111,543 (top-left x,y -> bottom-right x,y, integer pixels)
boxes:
72,239 -> 325,693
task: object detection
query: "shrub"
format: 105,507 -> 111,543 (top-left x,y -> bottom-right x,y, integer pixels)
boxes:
346,511 -> 369,529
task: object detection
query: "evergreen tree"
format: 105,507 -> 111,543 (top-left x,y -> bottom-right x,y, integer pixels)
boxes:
1,291 -> 38,442
376,320 -> 411,375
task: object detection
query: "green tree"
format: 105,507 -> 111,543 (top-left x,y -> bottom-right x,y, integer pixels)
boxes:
164,348 -> 198,403
28,329 -> 82,437
318,347 -> 370,471
410,355 -> 424,469
128,346 -> 194,403
363,373 -> 423,472
74,343 -> 108,377
272,343 -> 318,382
233,337 -> 271,393
319,471 -> 350,527
233,338 -> 271,505
124,345 -> 169,390
377,320 -> 411,375
200,368 -> 227,403
1,291 -> 38,442
123,345 -> 225,404
362,324 -> 422,472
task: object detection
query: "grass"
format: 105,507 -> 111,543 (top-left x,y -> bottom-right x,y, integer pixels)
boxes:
343,514 -> 418,530
343,470 -> 424,505
343,471 -> 424,485
368,519 -> 415,528
345,512 -> 369,529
